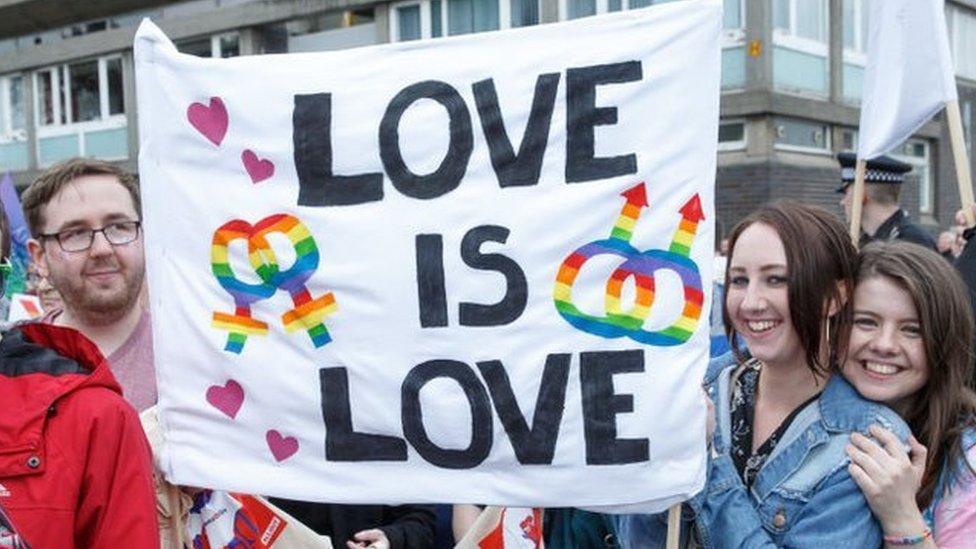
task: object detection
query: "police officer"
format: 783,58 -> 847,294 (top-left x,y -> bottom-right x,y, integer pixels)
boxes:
837,152 -> 936,249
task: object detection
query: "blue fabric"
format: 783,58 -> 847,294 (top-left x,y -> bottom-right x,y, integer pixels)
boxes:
613,352 -> 911,548
709,335 -> 730,358
433,504 -> 454,549
543,508 -> 613,548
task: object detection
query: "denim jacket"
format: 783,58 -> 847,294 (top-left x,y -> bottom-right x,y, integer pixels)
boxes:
613,352 -> 910,548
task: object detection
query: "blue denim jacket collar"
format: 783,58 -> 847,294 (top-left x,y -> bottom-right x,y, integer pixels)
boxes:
706,352 -> 910,502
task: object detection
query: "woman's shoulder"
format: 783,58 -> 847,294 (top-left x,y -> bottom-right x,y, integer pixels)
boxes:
820,375 -> 911,440
704,351 -> 739,385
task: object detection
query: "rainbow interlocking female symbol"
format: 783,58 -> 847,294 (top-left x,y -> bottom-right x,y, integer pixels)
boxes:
553,182 -> 704,346
211,213 -> 337,353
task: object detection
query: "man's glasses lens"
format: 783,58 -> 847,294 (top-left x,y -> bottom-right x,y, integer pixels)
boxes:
52,221 -> 141,252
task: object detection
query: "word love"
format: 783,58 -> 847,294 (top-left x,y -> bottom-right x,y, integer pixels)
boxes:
210,213 -> 338,353
293,61 -> 642,206
319,349 -> 651,469
554,183 -> 705,345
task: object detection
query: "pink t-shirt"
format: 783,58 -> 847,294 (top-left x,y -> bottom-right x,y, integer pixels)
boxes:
40,308 -> 157,411
933,444 -> 976,548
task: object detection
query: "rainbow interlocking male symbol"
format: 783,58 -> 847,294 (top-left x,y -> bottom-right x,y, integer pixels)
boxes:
211,213 -> 337,353
553,182 -> 704,346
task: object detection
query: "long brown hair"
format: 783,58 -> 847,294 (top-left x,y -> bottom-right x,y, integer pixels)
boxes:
723,200 -> 857,376
857,241 -> 976,508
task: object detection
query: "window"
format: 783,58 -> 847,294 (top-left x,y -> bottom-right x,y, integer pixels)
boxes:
555,0 -> 745,90
948,4 -> 976,81
721,0 -> 746,90
839,128 -> 858,152
397,5 -> 423,40
773,0 -> 829,96
841,0 -> 868,102
773,117 -> 830,153
62,19 -> 113,39
177,32 -> 241,58
260,11 -> 378,53
392,0 -> 540,40
561,0 -> 686,18
33,56 -> 128,166
891,139 -> 932,215
718,119 -> 746,151
0,75 -> 28,171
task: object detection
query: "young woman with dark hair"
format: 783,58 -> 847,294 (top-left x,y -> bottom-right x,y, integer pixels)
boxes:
687,200 -> 910,546
844,241 -> 976,547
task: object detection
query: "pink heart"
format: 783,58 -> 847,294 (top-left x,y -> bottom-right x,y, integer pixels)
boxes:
187,97 -> 228,146
242,150 -> 275,183
266,430 -> 299,462
206,379 -> 244,419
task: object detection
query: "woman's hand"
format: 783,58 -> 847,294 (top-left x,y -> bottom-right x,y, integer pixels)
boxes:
846,425 -> 928,537
955,203 -> 976,230
347,529 -> 390,549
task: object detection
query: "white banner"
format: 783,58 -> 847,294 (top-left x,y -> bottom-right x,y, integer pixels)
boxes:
135,0 -> 720,509
857,0 -> 957,160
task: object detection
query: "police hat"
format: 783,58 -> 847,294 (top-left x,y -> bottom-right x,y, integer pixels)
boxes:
836,152 -> 913,193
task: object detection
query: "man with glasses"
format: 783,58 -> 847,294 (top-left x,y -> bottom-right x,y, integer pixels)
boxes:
23,157 -> 155,411
0,182 -> 158,547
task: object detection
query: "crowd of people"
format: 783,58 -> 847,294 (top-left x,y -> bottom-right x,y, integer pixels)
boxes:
0,152 -> 974,548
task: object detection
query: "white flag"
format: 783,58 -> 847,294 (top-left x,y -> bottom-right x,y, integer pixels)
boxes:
857,0 -> 957,160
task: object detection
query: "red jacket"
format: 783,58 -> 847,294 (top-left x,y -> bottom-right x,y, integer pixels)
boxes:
0,323 -> 159,548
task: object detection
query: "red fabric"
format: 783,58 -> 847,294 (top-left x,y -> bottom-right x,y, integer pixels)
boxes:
0,323 -> 159,548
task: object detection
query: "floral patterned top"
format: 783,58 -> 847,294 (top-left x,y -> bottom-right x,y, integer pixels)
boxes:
729,360 -> 820,488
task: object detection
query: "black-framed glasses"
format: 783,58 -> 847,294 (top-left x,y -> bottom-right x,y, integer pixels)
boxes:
39,220 -> 141,253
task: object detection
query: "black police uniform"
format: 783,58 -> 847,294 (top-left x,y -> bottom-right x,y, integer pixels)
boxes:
863,208 -> 936,249
836,152 -> 936,250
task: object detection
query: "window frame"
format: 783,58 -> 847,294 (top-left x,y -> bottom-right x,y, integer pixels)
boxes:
555,0 -> 744,35
391,0 -> 540,41
891,138 -> 933,215
176,31 -> 241,57
553,0 -> 746,90
717,118 -> 746,152
772,116 -> 832,155
0,74 -> 26,144
721,0 -> 746,42
948,3 -> 976,82
772,0 -> 829,57
32,54 -> 128,164
212,31 -> 241,58
842,0 -> 868,65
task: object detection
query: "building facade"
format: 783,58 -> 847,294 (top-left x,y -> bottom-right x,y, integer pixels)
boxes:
0,0 -> 973,233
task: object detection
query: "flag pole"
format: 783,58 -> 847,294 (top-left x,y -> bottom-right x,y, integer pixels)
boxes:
946,99 -> 976,226
665,503 -> 681,549
848,159 -> 868,247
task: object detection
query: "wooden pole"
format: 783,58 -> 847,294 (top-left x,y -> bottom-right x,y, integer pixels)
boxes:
848,159 -> 868,247
665,503 -> 681,549
946,99 -> 976,226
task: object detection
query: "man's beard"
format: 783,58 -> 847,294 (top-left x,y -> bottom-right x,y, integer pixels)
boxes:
54,264 -> 145,325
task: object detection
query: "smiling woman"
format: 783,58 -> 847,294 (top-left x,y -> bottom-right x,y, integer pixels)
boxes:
686,201 -> 910,547
611,201 -> 914,548
844,241 -> 976,547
